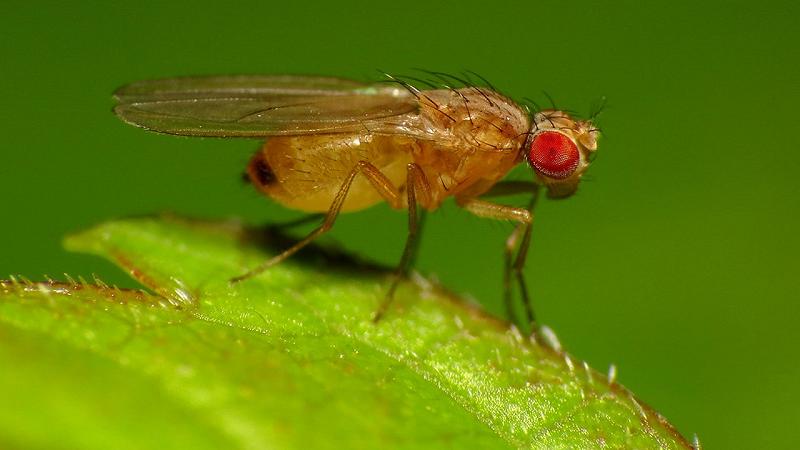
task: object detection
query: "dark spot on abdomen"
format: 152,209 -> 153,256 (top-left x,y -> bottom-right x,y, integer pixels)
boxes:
248,153 -> 276,186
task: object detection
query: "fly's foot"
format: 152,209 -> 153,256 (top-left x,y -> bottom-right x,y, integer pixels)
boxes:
371,275 -> 403,323
229,258 -> 280,284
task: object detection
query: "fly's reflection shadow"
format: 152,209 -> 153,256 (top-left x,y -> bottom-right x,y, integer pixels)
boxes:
233,214 -> 393,277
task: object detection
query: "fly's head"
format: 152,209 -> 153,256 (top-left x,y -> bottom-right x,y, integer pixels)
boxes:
524,110 -> 600,198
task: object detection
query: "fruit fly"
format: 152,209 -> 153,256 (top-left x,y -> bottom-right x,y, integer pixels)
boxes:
113,73 -> 600,328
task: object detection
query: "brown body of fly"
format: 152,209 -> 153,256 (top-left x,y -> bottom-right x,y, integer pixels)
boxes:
113,74 -> 600,328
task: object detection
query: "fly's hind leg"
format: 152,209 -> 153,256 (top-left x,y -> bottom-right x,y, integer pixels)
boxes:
373,163 -> 432,322
456,187 -> 540,332
230,161 -> 403,283
268,213 -> 325,231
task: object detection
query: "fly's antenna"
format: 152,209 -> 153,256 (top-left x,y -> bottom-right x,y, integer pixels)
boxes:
378,71 -> 421,99
588,96 -> 608,121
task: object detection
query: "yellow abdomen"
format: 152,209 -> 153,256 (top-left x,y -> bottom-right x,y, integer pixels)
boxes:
247,133 -> 414,212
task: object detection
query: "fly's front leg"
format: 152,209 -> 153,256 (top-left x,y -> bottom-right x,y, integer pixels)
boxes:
231,161 -> 403,283
506,190 -> 540,329
373,163 -> 431,322
456,193 -> 539,331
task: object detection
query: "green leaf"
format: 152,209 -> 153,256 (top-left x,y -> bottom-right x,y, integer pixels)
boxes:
0,217 -> 690,449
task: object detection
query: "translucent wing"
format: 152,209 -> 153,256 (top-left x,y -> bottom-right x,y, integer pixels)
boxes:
113,75 -> 421,137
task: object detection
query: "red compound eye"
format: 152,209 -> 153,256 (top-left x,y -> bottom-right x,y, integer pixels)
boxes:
528,131 -> 580,179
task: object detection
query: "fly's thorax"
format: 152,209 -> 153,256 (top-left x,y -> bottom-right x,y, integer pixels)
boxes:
412,88 -> 530,201
418,89 -> 530,152
524,110 -> 600,199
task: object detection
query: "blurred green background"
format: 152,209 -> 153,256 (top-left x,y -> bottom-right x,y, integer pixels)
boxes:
2,0 -> 797,447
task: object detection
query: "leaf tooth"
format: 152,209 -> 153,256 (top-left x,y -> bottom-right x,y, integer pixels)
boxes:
168,277 -> 195,306
607,364 -> 618,385
629,396 -> 648,420
538,325 -> 562,353
583,361 -> 594,386
36,282 -> 56,299
93,274 -> 109,289
453,315 -> 464,330
563,354 -> 575,373
507,325 -> 524,346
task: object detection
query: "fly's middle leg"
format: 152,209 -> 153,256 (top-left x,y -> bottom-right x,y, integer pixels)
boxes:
455,193 -> 539,333
230,161 -> 403,283
373,163 -> 432,323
